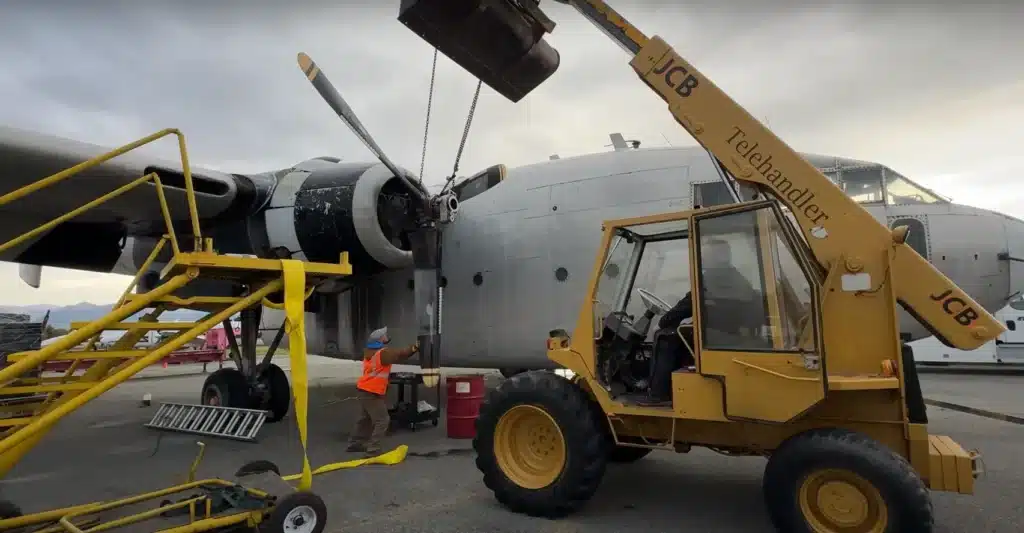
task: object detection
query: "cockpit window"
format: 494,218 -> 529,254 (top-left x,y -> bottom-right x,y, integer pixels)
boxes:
694,163 -> 948,209
884,171 -> 945,204
838,166 -> 885,204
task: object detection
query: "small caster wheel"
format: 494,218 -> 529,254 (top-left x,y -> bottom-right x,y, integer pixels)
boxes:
0,499 -> 22,519
431,418 -> 439,427
235,459 -> 281,478
265,491 -> 327,533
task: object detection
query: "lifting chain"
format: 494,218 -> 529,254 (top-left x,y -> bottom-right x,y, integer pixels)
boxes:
449,79 -> 483,181
417,47 -> 484,194
418,49 -> 439,181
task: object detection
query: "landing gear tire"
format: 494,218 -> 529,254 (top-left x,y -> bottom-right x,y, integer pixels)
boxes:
255,363 -> 291,423
608,446 -> 651,463
499,368 -> 525,379
200,368 -> 250,409
0,499 -> 22,519
473,370 -> 610,518
763,428 -> 934,533
265,491 -> 327,533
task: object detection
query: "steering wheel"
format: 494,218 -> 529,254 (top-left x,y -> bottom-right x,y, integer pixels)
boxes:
635,288 -> 672,315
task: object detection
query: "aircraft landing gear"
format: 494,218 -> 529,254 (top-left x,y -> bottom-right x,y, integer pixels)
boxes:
200,306 -> 292,422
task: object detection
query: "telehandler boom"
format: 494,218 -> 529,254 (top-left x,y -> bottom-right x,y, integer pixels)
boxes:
399,1 -> 1004,532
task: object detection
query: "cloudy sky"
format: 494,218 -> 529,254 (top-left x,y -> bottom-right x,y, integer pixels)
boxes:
1,1 -> 1022,306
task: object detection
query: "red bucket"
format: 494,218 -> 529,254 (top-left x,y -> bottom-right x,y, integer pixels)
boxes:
445,374 -> 486,439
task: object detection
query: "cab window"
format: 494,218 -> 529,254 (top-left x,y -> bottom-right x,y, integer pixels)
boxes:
695,206 -> 815,352
624,238 -> 691,328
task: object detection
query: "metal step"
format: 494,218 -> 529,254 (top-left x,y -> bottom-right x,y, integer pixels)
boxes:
144,402 -> 269,442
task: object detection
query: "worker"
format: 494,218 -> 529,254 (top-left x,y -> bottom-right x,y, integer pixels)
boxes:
639,292 -> 694,406
346,326 -> 420,456
640,238 -> 757,405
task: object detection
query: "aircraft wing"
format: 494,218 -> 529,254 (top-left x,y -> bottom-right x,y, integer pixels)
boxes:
0,126 -> 249,273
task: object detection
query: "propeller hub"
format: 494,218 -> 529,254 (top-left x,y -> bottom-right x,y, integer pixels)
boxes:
432,192 -> 459,224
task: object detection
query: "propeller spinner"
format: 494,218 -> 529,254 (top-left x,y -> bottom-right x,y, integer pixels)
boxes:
296,51 -> 455,387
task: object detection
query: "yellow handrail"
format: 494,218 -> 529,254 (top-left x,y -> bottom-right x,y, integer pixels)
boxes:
0,128 -> 203,255
0,172 -> 180,256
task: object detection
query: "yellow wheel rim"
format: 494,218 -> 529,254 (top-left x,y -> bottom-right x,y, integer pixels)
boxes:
493,404 -> 567,490
798,469 -> 889,533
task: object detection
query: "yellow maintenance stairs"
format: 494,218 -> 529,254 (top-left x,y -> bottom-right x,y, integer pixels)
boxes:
0,129 -> 350,532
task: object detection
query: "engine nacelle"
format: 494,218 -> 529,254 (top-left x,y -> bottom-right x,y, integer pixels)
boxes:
256,159 -> 420,274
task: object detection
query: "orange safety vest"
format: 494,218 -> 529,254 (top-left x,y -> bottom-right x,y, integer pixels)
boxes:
356,349 -> 391,395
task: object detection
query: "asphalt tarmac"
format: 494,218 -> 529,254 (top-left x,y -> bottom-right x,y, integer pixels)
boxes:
1,358 -> 1021,533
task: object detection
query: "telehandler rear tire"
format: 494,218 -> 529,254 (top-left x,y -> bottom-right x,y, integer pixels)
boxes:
763,428 -> 934,533
473,370 -> 610,518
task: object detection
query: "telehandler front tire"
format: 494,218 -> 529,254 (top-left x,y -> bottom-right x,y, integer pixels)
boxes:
763,428 -> 934,533
473,370 -> 610,518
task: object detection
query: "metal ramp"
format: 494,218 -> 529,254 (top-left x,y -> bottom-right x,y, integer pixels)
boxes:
0,128 -> 354,481
146,402 -> 270,442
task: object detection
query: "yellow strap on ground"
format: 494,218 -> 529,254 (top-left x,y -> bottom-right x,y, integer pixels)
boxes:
281,445 -> 409,482
281,259 -> 313,491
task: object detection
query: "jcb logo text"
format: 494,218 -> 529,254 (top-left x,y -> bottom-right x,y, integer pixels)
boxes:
651,57 -> 699,98
929,289 -> 979,326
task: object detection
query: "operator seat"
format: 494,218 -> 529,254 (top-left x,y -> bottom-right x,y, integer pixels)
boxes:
651,324 -> 695,373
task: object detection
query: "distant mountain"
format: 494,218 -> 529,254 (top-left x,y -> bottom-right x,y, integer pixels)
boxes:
0,302 -> 210,329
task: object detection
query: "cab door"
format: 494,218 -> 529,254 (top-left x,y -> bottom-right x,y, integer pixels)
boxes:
690,202 -> 827,423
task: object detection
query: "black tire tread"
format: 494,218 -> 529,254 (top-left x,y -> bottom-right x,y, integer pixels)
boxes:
235,459 -> 282,478
258,363 -> 291,422
200,368 -> 250,409
473,370 -> 610,518
763,427 -> 934,533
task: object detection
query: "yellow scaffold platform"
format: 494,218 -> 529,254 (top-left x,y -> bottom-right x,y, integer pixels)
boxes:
0,129 -> 354,532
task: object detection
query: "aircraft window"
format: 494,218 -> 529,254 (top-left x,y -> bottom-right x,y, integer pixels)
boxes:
1006,320 -> 1016,331
693,181 -> 734,208
839,166 -> 884,204
624,239 -> 691,326
885,172 -> 944,204
889,218 -> 929,259
695,209 -> 775,351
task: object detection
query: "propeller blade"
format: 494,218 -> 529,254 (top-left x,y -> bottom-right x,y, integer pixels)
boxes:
297,52 -> 430,205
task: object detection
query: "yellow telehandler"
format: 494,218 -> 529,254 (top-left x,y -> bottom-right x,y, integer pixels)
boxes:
398,1 -> 1002,531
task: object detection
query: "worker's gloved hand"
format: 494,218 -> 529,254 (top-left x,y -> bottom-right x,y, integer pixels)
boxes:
411,342 -> 420,353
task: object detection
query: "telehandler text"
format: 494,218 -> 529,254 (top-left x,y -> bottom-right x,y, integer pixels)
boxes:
651,57 -> 699,97
929,289 -> 980,326
726,126 -> 830,226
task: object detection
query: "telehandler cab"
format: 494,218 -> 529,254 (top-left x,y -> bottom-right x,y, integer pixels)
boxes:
398,0 -> 1003,531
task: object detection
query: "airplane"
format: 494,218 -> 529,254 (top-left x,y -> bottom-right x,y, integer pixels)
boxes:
3,119 -> 1021,391
254,132 -> 1024,378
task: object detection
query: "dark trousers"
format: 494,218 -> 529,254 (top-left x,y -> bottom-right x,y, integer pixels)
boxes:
649,327 -> 694,400
349,389 -> 390,451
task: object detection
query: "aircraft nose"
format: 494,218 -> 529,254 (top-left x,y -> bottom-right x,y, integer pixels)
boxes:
1000,214 -> 1024,300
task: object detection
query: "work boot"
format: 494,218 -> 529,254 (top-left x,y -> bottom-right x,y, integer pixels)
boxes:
346,442 -> 366,453
363,447 -> 382,458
